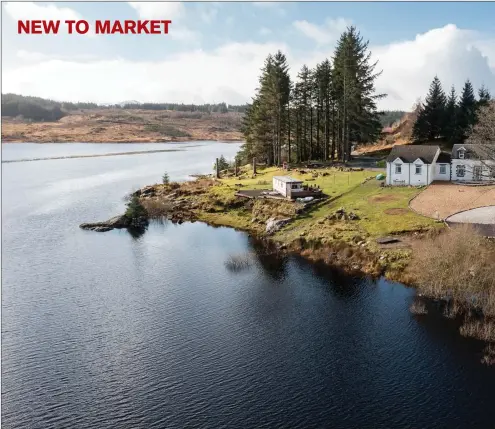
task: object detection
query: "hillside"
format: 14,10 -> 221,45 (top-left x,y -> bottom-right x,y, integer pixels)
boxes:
354,110 -> 416,155
1,93 -> 411,145
1,108 -> 244,143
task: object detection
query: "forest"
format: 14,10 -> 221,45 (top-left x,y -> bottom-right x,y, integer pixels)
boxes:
238,26 -> 386,165
1,93 -> 248,122
412,76 -> 491,145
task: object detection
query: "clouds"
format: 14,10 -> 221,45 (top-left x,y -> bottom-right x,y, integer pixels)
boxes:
293,18 -> 352,46
128,2 -> 185,20
3,1 -> 91,35
127,1 -> 198,41
2,2 -> 495,112
3,42 -> 287,105
371,24 -> 495,110
4,2 -> 81,22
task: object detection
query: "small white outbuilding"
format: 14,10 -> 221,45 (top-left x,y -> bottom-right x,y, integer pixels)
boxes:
272,176 -> 303,198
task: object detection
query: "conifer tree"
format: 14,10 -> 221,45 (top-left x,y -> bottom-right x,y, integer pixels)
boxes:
412,102 -> 429,143
444,85 -> 459,144
457,79 -> 478,142
239,26 -> 385,165
478,85 -> 491,109
421,76 -> 447,141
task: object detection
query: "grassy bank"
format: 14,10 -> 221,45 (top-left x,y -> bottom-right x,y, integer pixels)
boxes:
138,165 -> 441,277
135,165 -> 495,363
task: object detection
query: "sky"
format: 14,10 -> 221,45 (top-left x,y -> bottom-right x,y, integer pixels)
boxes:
2,1 -> 495,111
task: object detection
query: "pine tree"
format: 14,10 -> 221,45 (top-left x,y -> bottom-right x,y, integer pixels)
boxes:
478,85 -> 491,108
412,101 -> 429,143
272,51 -> 291,165
239,27 -> 385,165
332,27 -> 384,161
457,79 -> 477,142
444,86 -> 459,144
420,76 -> 447,141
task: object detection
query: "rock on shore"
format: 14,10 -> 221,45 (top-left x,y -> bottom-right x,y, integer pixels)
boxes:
80,215 -> 148,232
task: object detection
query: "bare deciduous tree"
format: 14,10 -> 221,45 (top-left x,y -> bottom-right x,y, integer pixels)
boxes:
465,101 -> 495,179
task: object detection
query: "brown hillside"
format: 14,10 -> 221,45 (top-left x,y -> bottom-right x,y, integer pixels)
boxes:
354,109 -> 418,155
1,108 -> 244,143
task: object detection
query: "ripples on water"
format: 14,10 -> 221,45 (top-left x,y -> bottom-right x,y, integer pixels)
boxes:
2,143 -> 495,429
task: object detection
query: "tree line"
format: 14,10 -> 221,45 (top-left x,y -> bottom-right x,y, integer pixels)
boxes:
1,93 -> 249,122
380,110 -> 406,128
239,26 -> 385,165
122,102 -> 248,113
412,76 -> 492,145
1,93 -> 99,122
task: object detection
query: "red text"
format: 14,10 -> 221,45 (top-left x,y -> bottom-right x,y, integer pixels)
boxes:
18,20 -> 61,34
95,20 -> 172,34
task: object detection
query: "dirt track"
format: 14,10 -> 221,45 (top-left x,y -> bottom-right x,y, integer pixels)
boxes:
410,182 -> 495,219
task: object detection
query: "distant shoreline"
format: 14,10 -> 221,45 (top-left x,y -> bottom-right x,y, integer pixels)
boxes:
1,139 -> 244,144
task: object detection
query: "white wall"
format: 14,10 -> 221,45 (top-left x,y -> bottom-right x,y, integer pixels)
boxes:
434,163 -> 451,181
273,178 -> 288,196
387,160 -> 432,185
452,160 -> 495,182
409,161 -> 429,186
387,160 -> 409,185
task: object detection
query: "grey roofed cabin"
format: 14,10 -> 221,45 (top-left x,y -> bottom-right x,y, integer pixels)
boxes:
386,145 -> 440,164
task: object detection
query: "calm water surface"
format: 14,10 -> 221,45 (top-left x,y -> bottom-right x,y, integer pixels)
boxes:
2,142 -> 495,429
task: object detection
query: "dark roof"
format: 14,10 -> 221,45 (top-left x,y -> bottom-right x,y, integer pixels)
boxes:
451,144 -> 495,160
437,152 -> 451,163
386,145 -> 440,164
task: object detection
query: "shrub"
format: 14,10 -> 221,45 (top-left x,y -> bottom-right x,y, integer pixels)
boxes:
141,199 -> 174,218
124,195 -> 148,220
410,224 -> 495,317
162,172 -> 170,185
213,155 -> 230,171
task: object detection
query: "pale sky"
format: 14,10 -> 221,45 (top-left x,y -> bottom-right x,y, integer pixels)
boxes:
2,1 -> 495,110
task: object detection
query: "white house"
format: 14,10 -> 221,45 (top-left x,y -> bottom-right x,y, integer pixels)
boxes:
272,176 -> 303,198
451,144 -> 495,182
385,145 -> 451,186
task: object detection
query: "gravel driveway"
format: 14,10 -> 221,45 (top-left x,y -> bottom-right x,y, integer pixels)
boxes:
410,182 -> 495,219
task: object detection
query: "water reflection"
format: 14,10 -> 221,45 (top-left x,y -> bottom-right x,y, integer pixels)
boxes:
127,226 -> 147,239
246,236 -> 289,281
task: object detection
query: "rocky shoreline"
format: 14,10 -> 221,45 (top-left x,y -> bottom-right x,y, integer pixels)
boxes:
79,176 -> 495,364
80,214 -> 148,232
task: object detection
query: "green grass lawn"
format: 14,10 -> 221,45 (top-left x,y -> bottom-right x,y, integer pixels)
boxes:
196,166 -> 441,244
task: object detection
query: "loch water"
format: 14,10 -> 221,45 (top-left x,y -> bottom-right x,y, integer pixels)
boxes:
2,142 -> 495,429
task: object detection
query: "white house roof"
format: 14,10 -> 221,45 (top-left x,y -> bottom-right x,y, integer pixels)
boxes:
273,176 -> 303,183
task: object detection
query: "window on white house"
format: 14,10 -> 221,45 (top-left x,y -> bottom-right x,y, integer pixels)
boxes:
439,165 -> 446,174
415,165 -> 422,175
458,149 -> 465,159
395,164 -> 402,174
456,165 -> 465,177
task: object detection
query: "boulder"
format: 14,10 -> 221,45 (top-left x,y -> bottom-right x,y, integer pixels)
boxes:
80,214 -> 133,232
265,217 -> 291,234
376,236 -> 400,244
